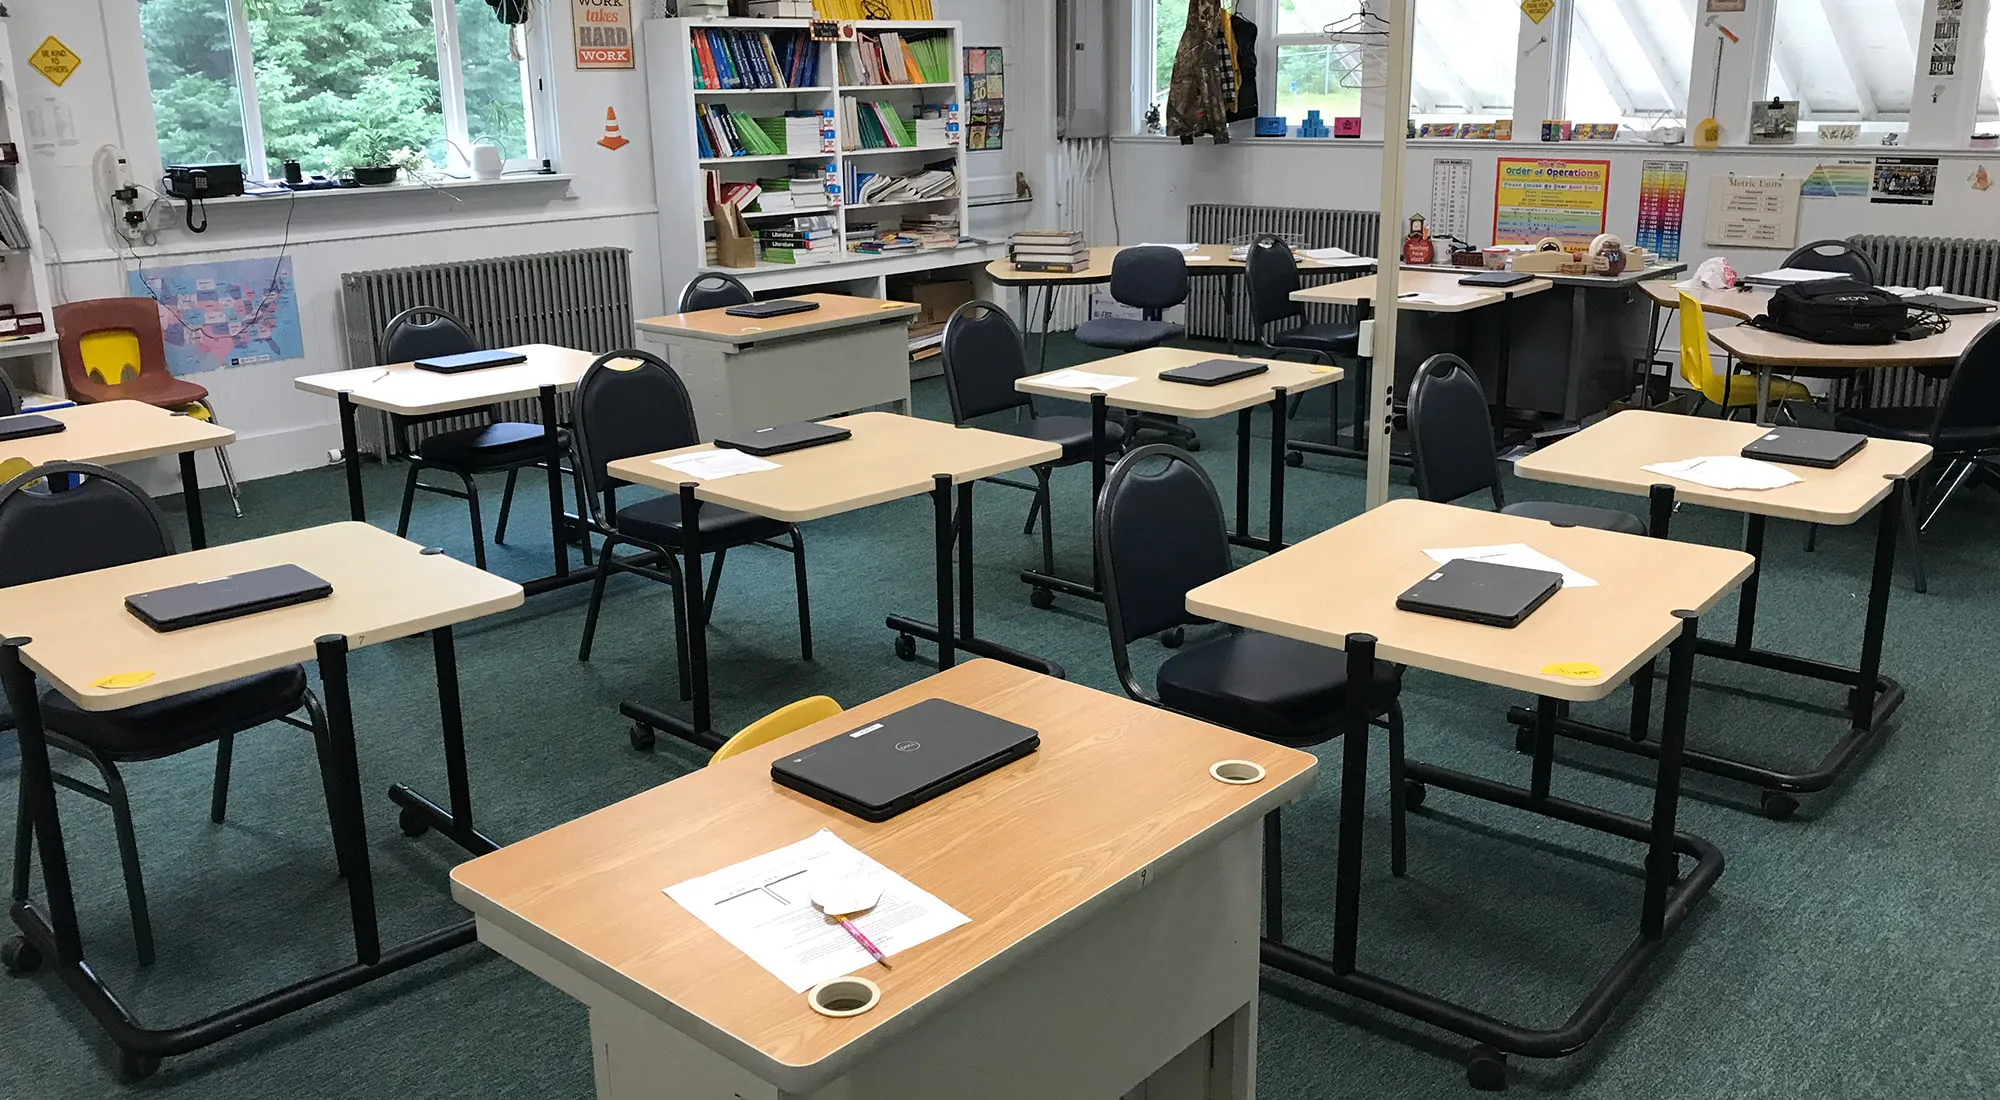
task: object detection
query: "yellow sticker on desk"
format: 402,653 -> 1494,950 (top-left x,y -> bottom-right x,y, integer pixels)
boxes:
1311,365 -> 1338,374
1540,662 -> 1602,679
91,671 -> 156,690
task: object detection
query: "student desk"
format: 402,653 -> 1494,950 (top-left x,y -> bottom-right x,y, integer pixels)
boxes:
0,523 -> 521,1079
636,293 -> 922,438
1186,499 -> 1753,1087
1636,278 -> 1773,321
604,412 -> 1062,750
451,659 -> 1317,1100
1513,410 -> 1931,818
1012,348 -> 1341,605
0,400 -> 234,549
1709,312 -> 1998,423
294,344 -> 597,593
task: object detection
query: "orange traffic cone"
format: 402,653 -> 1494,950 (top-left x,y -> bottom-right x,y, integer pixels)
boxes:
597,108 -> 630,151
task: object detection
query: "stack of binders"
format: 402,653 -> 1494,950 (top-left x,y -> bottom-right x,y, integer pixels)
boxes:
1009,230 -> 1088,273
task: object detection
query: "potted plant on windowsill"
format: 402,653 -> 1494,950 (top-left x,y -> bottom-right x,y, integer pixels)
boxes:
334,127 -> 421,186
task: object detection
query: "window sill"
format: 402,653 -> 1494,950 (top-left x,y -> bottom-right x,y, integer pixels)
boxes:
1112,133 -> 1998,157
201,172 -> 574,207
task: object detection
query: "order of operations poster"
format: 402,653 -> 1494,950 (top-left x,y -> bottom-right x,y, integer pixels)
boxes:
1492,158 -> 1611,247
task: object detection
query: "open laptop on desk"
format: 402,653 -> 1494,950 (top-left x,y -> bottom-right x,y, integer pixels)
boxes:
771,699 -> 1040,822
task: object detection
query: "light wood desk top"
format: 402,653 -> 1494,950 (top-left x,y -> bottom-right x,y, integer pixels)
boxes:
1515,411 -> 1932,525
0,401 -> 234,467
1709,313 -> 1998,369
0,522 -> 523,712
1016,347 -> 1342,418
1186,499 -> 1753,701
637,292 -> 920,347
450,659 -> 1318,1090
1637,280 -> 1775,320
293,344 -> 601,417
606,411 -> 1062,524
984,244 -> 1376,286
1290,268 -> 1554,313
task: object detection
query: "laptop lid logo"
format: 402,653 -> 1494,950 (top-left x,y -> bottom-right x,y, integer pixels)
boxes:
895,741 -> 921,752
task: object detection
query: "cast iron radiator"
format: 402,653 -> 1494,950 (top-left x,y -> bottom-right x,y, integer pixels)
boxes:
1840,234 -> 2000,408
338,247 -> 634,458
1184,204 -> 1379,343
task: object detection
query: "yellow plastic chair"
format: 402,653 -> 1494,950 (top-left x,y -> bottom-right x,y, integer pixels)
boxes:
709,696 -> 843,765
1678,292 -> 1809,417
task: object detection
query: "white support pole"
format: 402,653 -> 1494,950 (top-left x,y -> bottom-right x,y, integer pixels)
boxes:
1366,0 -> 1414,512
1909,0 -> 1991,146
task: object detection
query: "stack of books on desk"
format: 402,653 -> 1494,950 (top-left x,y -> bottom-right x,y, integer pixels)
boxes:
758,214 -> 839,265
1010,230 -> 1087,273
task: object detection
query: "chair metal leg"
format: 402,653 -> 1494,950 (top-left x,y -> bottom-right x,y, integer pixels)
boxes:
10,777 -> 28,907
1036,467 -> 1055,577
1901,477 -> 1930,595
459,471 -> 487,572
1919,458 -> 1975,533
671,570 -> 693,702
195,399 -> 244,517
90,756 -> 156,967
1262,807 -> 1282,942
395,462 -> 423,540
1804,523 -> 1818,553
302,691 -> 350,881
578,535 -> 620,662
790,528 -> 813,662
494,468 -> 520,545
209,735 -> 234,824
703,548 -> 727,622
1387,703 -> 1408,878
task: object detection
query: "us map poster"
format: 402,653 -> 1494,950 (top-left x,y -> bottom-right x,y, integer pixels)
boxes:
1492,158 -> 1611,247
127,258 -> 303,376
1634,159 -> 1687,261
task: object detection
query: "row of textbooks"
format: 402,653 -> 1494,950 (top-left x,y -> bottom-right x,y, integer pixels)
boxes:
691,28 -> 821,90
697,105 -> 833,158
811,0 -> 934,17
839,32 -> 951,86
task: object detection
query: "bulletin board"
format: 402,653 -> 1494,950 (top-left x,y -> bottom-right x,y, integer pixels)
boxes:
1492,158 -> 1611,247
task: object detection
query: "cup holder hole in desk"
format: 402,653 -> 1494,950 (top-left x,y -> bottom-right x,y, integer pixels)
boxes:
1210,760 -> 1266,785
808,976 -> 882,1018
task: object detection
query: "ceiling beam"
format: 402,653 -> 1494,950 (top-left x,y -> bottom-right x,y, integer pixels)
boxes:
1568,5 -> 1642,117
1410,11 -> 1481,112
1608,0 -> 1689,113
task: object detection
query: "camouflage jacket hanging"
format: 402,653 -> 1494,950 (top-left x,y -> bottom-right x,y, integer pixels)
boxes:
1166,0 -> 1230,143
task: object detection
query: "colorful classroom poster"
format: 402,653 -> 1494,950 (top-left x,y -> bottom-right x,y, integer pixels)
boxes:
126,258 -> 302,375
1492,158 -> 1611,246
964,46 -> 1003,150
572,0 -> 634,70
1801,160 -> 1871,198
1634,159 -> 1687,260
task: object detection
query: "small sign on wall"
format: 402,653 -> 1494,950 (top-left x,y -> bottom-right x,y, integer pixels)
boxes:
573,0 -> 634,70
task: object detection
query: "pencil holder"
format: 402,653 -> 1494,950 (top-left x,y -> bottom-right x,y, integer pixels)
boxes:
808,976 -> 882,1018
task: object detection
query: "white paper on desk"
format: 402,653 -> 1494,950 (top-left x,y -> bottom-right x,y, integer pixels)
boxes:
1423,544 -> 1598,588
665,829 -> 970,992
1744,268 -> 1845,285
1139,242 -> 1202,254
1034,368 -> 1138,392
653,450 -> 780,480
1300,246 -> 1359,261
1642,456 -> 1803,491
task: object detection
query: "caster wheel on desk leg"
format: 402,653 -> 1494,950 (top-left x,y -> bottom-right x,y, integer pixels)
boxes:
1185,438 -> 1202,453
1029,587 -> 1055,610
118,1051 -> 161,1083
1161,627 -> 1185,649
1404,780 -> 1427,811
894,633 -> 917,661
1284,450 -> 1305,468
1466,1045 -> 1508,1091
628,724 -> 656,752
1760,790 -> 1799,821
398,806 -> 430,839
2,936 -> 42,976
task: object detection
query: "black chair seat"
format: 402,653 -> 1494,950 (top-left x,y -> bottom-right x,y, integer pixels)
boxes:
1836,408 -> 2000,450
616,494 -> 791,549
997,414 -> 1128,465
1157,630 -> 1401,746
1271,322 -> 1359,357
1502,500 -> 1647,536
417,422 -> 557,469
40,666 -> 309,760
1074,317 -> 1185,351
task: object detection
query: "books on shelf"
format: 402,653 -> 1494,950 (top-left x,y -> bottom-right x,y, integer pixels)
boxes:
0,188 -> 30,251
759,214 -> 841,265
750,172 -> 830,214
840,31 -> 952,86
844,161 -> 959,206
1010,229 -> 1087,272
848,214 -> 960,255
691,28 -> 821,90
842,100 -> 924,150
698,105 -> 831,158
812,0 -> 935,18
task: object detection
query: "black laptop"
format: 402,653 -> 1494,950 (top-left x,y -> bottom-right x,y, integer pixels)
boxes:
0,414 -> 66,443
1395,558 -> 1563,628
724,299 -> 821,319
1160,359 -> 1271,387
713,421 -> 853,456
1905,293 -> 1996,315
125,564 -> 333,633
770,699 -> 1040,822
413,349 -> 528,374
1460,270 -> 1535,288
1740,427 -> 1868,469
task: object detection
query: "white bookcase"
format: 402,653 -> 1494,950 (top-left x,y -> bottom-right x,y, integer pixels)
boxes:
0,16 -> 62,401
645,16 -> 1004,300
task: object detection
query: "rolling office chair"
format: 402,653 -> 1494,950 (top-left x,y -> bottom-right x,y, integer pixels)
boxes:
1783,239 -> 1878,284
1408,354 -> 1647,535
570,350 -> 813,743
1096,444 -> 1410,934
710,696 -> 843,765
1244,234 -> 1361,438
1075,246 -> 1199,448
939,301 -> 1127,589
382,306 -> 584,572
0,462 -> 342,969
52,297 -> 242,517
678,273 -> 754,313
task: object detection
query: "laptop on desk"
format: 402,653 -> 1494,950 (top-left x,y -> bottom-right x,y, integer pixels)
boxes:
771,699 -> 1040,822
1459,271 -> 1535,288
0,414 -> 65,443
713,421 -> 853,456
724,299 -> 820,320
1159,359 -> 1271,386
413,350 -> 528,374
125,564 -> 333,632
1740,427 -> 1868,469
1395,558 -> 1562,628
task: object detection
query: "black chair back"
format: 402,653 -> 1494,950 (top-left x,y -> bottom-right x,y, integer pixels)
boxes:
1110,246 -> 1190,320
1097,445 -> 1233,674
1407,354 -> 1501,507
1784,240 -> 1878,285
381,306 -> 477,364
571,350 -> 699,499
0,370 -> 20,416
0,463 -> 174,589
1245,235 -> 1304,329
678,273 -> 753,313
940,301 -> 1031,423
1930,321 -> 2000,437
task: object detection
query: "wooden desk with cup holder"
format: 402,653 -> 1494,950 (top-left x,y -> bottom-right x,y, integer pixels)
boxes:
1708,311 -> 1999,424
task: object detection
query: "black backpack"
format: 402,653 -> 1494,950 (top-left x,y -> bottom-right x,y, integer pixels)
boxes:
1754,278 -> 1909,345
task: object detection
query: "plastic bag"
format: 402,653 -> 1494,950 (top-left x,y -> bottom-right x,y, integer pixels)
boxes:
1692,256 -> 1736,290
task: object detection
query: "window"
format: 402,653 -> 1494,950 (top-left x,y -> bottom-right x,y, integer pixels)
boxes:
1766,0 -> 1921,122
140,0 -> 541,181
1409,0 -> 1517,120
1564,0 -> 1696,131
1146,0 -> 1190,121
1979,6 -> 2000,121
1274,1 -> 1366,122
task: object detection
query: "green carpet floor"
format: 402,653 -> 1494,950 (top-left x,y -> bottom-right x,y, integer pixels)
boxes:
3,336 -> 1998,1098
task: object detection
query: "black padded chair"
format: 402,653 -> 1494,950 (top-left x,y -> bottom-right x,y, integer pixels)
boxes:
1783,239 -> 1878,284
1097,445 -> 1411,925
1245,234 -> 1362,424
383,306 -> 582,572
571,351 -> 812,712
1077,246 -> 1198,447
940,301 -> 1127,581
678,273 -> 754,313
0,462 -> 340,968
0,369 -> 20,415
1409,354 -> 1646,535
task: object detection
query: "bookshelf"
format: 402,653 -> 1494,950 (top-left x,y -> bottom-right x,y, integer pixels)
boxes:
0,16 -> 61,401
646,16 -> 1002,298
